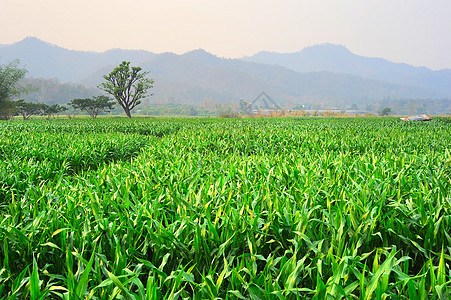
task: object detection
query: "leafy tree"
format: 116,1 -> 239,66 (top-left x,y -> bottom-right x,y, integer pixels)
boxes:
98,61 -> 153,118
0,100 -> 17,120
379,107 -> 392,116
239,100 -> 252,115
0,60 -> 28,119
15,100 -> 43,120
42,103 -> 67,120
69,96 -> 115,118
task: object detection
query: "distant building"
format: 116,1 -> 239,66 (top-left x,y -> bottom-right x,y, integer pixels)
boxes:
248,92 -> 281,115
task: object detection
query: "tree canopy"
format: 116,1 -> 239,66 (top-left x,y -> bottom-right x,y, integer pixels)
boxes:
0,60 -> 28,102
239,100 -> 252,115
42,104 -> 67,120
98,61 -> 153,118
0,60 -> 28,119
69,96 -> 115,119
15,100 -> 45,120
380,107 -> 392,116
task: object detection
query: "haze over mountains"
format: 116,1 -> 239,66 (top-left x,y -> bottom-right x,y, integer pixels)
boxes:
1,37 -> 450,113
244,45 -> 451,97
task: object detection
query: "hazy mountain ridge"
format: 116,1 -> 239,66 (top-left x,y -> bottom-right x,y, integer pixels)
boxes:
145,49 -> 440,104
79,48 -> 440,107
244,44 -> 451,95
1,37 -> 450,112
0,37 -> 156,82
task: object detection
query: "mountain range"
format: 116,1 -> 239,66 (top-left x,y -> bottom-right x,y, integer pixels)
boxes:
1,37 -> 450,113
244,45 -> 451,97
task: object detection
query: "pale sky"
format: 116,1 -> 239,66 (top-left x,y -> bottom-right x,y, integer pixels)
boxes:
1,0 -> 450,70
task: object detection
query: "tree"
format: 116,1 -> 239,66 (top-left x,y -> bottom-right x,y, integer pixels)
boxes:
239,100 -> 252,115
69,96 -> 115,119
379,107 -> 392,116
0,100 -> 17,120
42,104 -> 67,120
0,60 -> 28,120
15,100 -> 43,120
98,61 -> 153,118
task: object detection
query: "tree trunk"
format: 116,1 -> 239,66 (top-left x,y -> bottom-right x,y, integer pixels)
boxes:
125,107 -> 132,118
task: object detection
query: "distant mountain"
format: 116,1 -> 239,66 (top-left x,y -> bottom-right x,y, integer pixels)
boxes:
78,48 -> 437,106
1,37 -> 450,112
0,37 -> 156,82
244,44 -> 451,95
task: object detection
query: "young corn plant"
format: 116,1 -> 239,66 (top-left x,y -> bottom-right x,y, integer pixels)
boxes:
0,117 -> 450,298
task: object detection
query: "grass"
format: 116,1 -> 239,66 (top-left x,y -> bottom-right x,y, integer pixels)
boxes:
0,117 -> 450,299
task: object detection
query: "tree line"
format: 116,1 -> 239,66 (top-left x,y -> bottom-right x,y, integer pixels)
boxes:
0,60 -> 153,120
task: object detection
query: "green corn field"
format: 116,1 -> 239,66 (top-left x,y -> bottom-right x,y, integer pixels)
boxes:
0,117 -> 450,299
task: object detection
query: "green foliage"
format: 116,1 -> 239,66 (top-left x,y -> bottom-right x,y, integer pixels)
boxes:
239,99 -> 252,115
98,61 -> 154,118
0,117 -> 450,298
0,60 -> 29,119
13,101 -> 67,120
380,107 -> 392,116
15,100 -> 44,120
0,60 -> 28,103
0,100 -> 17,120
69,96 -> 116,118
42,103 -> 67,119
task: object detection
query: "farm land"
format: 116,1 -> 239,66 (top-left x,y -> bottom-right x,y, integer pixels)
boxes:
0,117 -> 450,298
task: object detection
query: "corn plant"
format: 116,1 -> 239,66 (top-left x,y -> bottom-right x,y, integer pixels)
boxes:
0,117 -> 450,298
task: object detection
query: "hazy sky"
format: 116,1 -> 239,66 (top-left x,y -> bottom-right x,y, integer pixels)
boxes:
1,0 -> 450,69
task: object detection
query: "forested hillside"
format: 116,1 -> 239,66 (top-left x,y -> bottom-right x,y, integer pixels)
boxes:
20,78 -> 98,105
